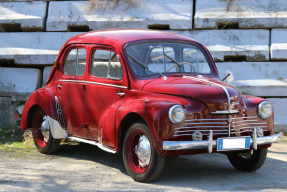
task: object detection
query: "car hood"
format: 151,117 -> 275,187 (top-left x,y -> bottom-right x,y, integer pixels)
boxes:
143,76 -> 243,113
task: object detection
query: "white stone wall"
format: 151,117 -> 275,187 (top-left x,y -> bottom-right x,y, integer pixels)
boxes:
0,0 -> 286,132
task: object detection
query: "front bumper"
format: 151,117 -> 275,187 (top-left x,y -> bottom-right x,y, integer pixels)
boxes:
163,132 -> 283,152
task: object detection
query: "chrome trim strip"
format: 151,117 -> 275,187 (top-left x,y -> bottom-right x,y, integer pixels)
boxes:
175,129 -> 228,133
231,126 -> 268,131
163,133 -> 283,150
232,123 -> 267,127
185,118 -> 229,122
211,110 -> 239,115
68,136 -> 116,154
175,126 -> 227,129
174,133 -> 228,136
253,128 -> 257,150
231,120 -> 259,123
184,122 -> 228,125
231,116 -> 257,120
208,131 -> 213,153
59,79 -> 127,89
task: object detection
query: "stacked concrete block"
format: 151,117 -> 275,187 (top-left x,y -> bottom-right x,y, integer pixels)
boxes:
0,1 -> 47,32
46,0 -> 193,31
268,98 -> 287,133
271,29 -> 287,60
216,62 -> 287,97
171,30 -> 270,62
0,97 -> 15,126
0,32 -> 81,65
42,66 -> 53,87
194,0 -> 287,29
0,68 -> 42,101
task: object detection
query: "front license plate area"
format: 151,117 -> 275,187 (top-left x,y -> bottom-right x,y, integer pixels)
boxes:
217,137 -> 250,151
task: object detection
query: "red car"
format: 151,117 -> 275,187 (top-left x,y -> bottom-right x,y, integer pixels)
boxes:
21,29 -> 282,182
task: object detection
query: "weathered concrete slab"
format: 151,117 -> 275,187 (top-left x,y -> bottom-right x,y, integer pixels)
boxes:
46,0 -> 192,31
0,1 -> 47,32
268,98 -> 287,133
0,32 -> 81,65
194,0 -> 287,29
43,66 -> 53,87
217,62 -> 287,97
271,29 -> 287,61
0,68 -> 42,101
171,30 -> 270,62
0,97 -> 14,126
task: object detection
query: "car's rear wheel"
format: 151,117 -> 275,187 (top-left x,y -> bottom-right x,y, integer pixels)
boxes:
32,107 -> 61,154
227,148 -> 268,172
123,121 -> 165,182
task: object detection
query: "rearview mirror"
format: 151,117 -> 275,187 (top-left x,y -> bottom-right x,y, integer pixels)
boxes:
225,70 -> 234,83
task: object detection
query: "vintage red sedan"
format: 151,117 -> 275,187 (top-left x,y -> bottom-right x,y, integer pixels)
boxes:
21,29 -> 282,182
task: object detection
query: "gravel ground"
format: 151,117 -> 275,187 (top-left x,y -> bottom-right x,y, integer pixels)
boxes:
0,138 -> 287,192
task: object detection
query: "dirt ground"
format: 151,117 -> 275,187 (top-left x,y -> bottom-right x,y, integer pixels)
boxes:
0,138 -> 287,192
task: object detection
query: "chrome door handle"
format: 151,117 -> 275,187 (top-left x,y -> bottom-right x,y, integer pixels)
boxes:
117,92 -> 125,97
57,84 -> 62,88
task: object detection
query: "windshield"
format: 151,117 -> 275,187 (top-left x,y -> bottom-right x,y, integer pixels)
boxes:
126,42 -> 212,77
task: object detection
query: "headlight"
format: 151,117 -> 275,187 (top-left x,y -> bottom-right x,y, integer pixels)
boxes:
258,101 -> 272,119
169,105 -> 186,124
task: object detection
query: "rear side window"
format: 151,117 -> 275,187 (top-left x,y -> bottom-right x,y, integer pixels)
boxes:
91,49 -> 123,80
64,49 -> 86,76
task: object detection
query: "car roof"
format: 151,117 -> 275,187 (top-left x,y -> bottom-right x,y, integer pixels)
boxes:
64,28 -> 197,48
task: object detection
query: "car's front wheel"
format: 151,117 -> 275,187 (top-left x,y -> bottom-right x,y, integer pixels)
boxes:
227,148 -> 268,172
123,121 -> 165,182
32,107 -> 61,154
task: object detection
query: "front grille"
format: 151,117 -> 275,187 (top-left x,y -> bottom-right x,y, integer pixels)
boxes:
174,116 -> 267,137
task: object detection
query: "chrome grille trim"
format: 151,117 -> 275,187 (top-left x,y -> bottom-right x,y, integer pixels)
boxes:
174,116 -> 268,137
175,130 -> 228,133
185,122 -> 228,125
185,118 -> 228,122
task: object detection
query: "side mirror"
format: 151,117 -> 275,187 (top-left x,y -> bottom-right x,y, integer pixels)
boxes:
225,70 -> 234,83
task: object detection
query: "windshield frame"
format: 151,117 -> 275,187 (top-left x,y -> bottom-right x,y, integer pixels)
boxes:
124,40 -> 214,78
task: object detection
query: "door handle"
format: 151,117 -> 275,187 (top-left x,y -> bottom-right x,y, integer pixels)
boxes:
117,92 -> 125,97
57,84 -> 62,88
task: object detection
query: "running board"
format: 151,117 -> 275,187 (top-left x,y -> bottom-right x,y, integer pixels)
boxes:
67,136 -> 116,154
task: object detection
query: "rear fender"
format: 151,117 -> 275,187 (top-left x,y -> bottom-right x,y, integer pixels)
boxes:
21,87 -> 58,130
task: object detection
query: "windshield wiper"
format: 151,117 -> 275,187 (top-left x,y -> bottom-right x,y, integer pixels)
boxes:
163,53 -> 198,76
127,54 -> 145,69
163,53 -> 181,68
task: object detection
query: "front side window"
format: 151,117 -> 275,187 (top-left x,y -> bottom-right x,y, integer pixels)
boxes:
64,49 -> 86,76
91,49 -> 123,80
126,42 -> 212,77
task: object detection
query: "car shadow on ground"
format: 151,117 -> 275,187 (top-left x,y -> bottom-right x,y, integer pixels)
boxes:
51,142 -> 287,191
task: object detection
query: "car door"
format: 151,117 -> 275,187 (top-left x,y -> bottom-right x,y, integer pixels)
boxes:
84,46 -> 128,147
57,46 -> 87,138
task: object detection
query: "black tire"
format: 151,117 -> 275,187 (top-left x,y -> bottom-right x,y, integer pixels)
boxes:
123,121 -> 165,182
227,148 -> 268,172
32,107 -> 61,154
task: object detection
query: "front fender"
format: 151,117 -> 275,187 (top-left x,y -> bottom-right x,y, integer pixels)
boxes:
116,90 -> 190,155
21,87 -> 58,130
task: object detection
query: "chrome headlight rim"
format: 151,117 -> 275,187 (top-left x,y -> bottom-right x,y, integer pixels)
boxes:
258,101 -> 273,120
168,105 -> 186,125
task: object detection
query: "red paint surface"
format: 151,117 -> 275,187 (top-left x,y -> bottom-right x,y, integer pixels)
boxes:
21,29 -> 273,156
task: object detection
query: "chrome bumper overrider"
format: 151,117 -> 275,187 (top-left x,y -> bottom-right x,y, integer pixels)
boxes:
163,132 -> 283,152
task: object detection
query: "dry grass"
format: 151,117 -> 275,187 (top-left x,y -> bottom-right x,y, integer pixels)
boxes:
88,0 -> 142,14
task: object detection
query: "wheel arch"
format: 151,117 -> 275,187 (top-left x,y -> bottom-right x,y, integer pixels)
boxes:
117,112 -> 148,152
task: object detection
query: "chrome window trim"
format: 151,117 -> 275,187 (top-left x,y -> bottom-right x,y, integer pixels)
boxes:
59,79 -> 127,89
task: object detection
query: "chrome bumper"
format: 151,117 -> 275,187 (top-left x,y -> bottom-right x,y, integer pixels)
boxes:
163,132 -> 283,151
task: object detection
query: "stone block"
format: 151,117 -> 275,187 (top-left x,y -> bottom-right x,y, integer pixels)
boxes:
43,66 -> 53,87
46,0 -> 193,31
268,98 -> 287,133
0,1 -> 47,32
271,29 -> 287,61
0,97 -> 13,126
216,62 -> 287,97
0,32 -> 81,65
0,67 -> 42,101
194,0 -> 287,29
171,30 -> 270,62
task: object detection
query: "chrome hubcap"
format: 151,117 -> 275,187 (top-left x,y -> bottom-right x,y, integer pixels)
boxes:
40,116 -> 50,140
135,135 -> 151,167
